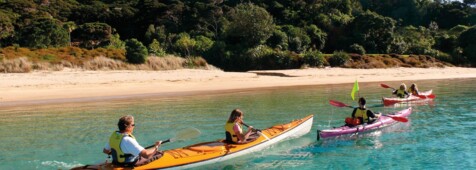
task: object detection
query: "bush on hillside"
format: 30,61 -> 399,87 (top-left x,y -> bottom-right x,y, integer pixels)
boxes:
125,39 -> 148,64
328,51 -> 350,67
303,51 -> 325,67
348,44 -> 366,55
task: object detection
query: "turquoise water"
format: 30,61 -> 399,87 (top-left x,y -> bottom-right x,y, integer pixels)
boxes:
0,78 -> 475,169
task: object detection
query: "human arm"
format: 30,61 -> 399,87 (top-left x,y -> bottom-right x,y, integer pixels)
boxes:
414,89 -> 420,95
351,108 -> 357,118
103,143 -> 111,155
392,89 -> 397,95
122,137 -> 161,159
367,110 -> 381,120
139,141 -> 162,159
234,123 -> 252,143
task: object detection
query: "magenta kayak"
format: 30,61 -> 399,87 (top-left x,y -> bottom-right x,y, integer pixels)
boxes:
318,107 -> 412,140
382,90 -> 434,106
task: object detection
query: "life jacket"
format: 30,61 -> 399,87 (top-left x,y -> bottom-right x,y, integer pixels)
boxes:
109,131 -> 137,165
345,117 -> 361,126
354,108 -> 369,123
408,88 -> 418,95
225,122 -> 242,143
395,89 -> 406,98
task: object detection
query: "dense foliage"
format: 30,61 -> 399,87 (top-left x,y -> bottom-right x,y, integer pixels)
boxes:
0,0 -> 475,71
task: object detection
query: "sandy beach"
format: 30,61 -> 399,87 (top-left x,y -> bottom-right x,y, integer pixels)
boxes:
1,67 -> 476,106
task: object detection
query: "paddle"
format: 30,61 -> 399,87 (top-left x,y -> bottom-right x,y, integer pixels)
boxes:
329,100 -> 408,122
145,127 -> 201,149
380,83 -> 395,90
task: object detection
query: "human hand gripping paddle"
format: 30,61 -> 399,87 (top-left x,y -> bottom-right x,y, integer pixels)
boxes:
145,127 -> 201,149
329,100 -> 408,122
241,122 -> 271,141
380,83 -> 436,99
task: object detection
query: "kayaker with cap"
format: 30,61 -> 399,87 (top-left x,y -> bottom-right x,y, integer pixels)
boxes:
225,109 -> 254,143
408,83 -> 420,95
103,115 -> 163,167
346,97 -> 381,126
392,83 -> 409,98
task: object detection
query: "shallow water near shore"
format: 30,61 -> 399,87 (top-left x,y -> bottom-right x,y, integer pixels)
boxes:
0,78 -> 475,169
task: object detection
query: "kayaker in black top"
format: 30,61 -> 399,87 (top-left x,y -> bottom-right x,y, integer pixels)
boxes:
392,83 -> 410,98
350,97 -> 381,125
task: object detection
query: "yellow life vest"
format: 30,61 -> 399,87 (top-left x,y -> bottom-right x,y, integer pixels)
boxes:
225,122 -> 242,143
354,108 -> 369,123
396,89 -> 406,98
408,88 -> 418,95
109,131 -> 136,164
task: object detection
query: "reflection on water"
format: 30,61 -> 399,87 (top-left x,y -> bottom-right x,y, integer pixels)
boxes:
0,78 -> 475,169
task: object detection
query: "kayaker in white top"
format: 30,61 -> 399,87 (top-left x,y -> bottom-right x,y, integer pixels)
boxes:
349,97 -> 381,125
225,109 -> 254,143
103,115 -> 162,167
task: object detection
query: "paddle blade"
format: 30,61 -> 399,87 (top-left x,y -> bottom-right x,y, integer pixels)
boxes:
385,115 -> 408,122
380,83 -> 391,88
427,94 -> 436,99
329,100 -> 349,108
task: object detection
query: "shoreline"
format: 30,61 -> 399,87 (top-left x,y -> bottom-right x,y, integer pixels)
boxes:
1,67 -> 476,107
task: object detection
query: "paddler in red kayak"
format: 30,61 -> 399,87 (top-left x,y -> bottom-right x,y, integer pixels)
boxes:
103,115 -> 163,167
408,83 -> 420,95
346,97 -> 381,126
392,83 -> 410,98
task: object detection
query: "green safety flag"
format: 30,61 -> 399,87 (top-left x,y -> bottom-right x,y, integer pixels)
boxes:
351,80 -> 359,100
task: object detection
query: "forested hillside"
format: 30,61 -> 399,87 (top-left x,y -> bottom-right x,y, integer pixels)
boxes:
1,0 -> 475,71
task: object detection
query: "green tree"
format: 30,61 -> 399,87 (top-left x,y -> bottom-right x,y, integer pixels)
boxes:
266,28 -> 288,50
174,32 -> 196,57
148,39 -> 166,57
19,18 -> 69,48
63,21 -> 77,46
303,50 -> 325,67
0,10 -> 15,47
348,44 -> 366,55
428,1 -> 472,29
305,24 -> 327,51
107,33 -> 125,49
397,26 -> 435,55
360,0 -> 431,26
71,22 -> 113,49
349,11 -> 396,53
224,3 -> 274,48
125,38 -> 148,64
458,26 -> 476,66
194,35 -> 213,55
282,25 -> 311,53
329,51 -> 350,67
